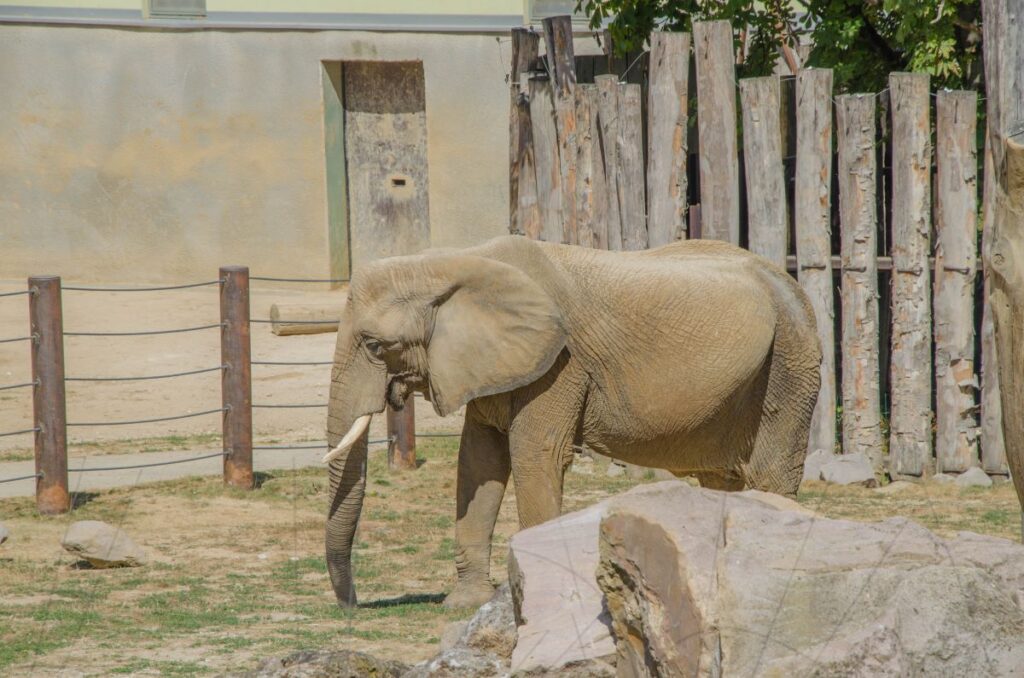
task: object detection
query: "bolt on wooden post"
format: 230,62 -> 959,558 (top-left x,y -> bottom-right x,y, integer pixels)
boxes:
386,396 -> 416,471
29,276 -> 69,515
220,266 -> 254,489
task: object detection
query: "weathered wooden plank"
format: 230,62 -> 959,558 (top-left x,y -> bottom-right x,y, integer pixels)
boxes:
693,20 -> 739,244
980,134 -> 1008,474
574,85 -> 609,249
982,0 -> 1024,507
837,94 -> 884,469
510,29 -> 540,234
646,31 -> 690,247
595,75 -> 623,250
888,72 -> 933,478
543,15 -> 579,245
794,68 -> 836,456
513,81 -> 541,240
617,83 -> 647,250
529,79 -> 562,243
740,75 -> 787,267
934,90 -> 979,473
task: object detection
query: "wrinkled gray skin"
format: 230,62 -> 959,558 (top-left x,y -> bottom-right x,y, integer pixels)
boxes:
325,235 -> 820,609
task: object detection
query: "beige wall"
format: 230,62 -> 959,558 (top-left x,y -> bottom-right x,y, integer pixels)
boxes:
0,25 -> 514,281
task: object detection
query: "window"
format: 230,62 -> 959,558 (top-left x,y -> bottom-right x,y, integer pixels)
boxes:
528,0 -> 590,24
145,0 -> 206,20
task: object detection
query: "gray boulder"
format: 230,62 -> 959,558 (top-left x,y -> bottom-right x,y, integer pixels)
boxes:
0,522 -> 9,546
597,481 -> 1024,677
802,448 -> 834,482
819,451 -> 878,487
61,520 -> 146,568
932,472 -> 956,484
955,466 -> 994,488
246,650 -> 406,677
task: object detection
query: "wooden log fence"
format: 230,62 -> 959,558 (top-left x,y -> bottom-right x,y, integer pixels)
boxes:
509,15 -> 1006,479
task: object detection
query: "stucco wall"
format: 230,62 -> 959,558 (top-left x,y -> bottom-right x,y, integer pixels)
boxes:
0,25 -> 513,281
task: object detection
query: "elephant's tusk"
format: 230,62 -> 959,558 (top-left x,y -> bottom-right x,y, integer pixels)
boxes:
322,414 -> 372,463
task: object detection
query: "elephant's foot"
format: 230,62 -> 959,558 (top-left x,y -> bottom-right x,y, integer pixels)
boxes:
443,581 -> 495,609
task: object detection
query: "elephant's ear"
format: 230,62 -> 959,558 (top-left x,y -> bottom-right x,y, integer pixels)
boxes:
426,256 -> 568,416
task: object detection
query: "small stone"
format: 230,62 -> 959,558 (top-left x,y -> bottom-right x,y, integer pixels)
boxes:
248,649 -> 406,677
61,520 -> 146,568
606,463 -> 626,478
0,522 -> 9,546
932,473 -> 956,484
802,448 -> 835,482
955,466 -> 993,488
875,480 -> 916,495
819,452 -> 877,487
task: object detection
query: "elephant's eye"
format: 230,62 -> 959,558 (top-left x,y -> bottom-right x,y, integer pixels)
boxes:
364,338 -> 384,357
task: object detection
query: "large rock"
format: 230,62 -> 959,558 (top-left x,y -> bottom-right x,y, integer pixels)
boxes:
245,650 -> 407,677
597,481 -> 1024,677
506,484 -> 811,675
508,502 -> 617,674
819,451 -> 878,486
61,520 -> 146,568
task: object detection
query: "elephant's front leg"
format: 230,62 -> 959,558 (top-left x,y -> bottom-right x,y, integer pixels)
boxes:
444,411 -> 510,609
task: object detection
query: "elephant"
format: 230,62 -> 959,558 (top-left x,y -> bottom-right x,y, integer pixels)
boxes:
323,234 -> 821,609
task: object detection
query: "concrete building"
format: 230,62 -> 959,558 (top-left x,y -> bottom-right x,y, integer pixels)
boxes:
0,1 -> 590,282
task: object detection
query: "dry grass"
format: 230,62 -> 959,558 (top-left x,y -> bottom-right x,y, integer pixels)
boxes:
0,438 -> 1019,676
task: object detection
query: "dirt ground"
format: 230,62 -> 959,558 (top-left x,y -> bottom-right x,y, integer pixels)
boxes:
0,279 -> 461,462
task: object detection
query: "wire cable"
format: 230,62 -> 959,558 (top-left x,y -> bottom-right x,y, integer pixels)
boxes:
252,403 -> 326,409
68,451 -> 228,473
0,336 -> 33,344
252,361 -> 333,366
62,280 -> 224,292
67,408 -> 226,427
66,366 -> 225,382
66,323 -> 223,337
0,290 -> 30,298
0,427 -> 39,438
0,381 -> 36,392
0,472 -> 42,485
250,276 -> 348,284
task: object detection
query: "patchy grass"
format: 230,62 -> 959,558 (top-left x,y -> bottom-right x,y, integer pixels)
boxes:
0,439 -> 1019,675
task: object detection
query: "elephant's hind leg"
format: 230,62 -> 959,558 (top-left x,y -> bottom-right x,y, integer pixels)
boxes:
745,335 -> 820,497
446,409 -> 511,609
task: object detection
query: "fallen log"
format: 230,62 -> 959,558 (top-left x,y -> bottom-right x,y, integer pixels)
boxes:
269,302 -> 342,336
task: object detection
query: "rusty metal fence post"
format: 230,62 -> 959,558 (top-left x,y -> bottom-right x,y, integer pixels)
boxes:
387,396 -> 416,471
29,276 -> 69,515
220,267 -> 253,489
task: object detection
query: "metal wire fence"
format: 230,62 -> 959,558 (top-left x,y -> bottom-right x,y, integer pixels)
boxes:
0,269 -> 452,511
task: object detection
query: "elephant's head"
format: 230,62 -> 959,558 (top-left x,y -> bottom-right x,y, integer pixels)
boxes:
324,246 -> 568,607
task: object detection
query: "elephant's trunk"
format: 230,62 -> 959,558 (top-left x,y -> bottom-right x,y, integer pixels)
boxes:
325,312 -> 387,608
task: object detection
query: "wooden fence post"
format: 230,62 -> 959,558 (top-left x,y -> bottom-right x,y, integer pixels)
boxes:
617,83 -> 648,250
29,276 -> 69,515
220,266 -> 254,489
837,94 -> 884,469
646,31 -> 691,247
693,20 -> 739,244
888,72 -> 933,478
980,134 -> 1008,474
529,79 -> 562,243
386,396 -> 416,471
740,75 -> 787,267
574,85 -> 609,248
934,90 -> 979,473
543,15 -> 578,245
794,68 -> 836,457
510,29 -> 540,237
595,75 -> 623,250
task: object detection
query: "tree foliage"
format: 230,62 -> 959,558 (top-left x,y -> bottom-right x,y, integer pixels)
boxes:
575,0 -> 983,93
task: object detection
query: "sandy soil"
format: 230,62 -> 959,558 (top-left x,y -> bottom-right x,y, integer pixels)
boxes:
0,279 -> 461,458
